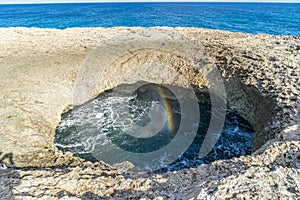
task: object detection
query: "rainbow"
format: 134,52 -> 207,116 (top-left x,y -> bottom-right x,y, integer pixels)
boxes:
156,85 -> 175,132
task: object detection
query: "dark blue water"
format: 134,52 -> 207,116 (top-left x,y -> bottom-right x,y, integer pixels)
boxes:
55,83 -> 254,172
0,3 -> 299,36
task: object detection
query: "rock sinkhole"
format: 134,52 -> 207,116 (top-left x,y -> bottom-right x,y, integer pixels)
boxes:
55,82 -> 254,172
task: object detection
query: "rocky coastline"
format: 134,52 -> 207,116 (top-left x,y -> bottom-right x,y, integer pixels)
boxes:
0,27 -> 299,199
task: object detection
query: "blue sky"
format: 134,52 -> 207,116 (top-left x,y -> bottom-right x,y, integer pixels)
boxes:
0,0 -> 299,3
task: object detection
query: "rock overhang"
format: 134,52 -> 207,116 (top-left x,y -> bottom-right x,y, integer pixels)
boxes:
0,27 -> 299,199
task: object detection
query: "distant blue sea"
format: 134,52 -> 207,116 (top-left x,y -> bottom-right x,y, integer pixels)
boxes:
0,3 -> 299,37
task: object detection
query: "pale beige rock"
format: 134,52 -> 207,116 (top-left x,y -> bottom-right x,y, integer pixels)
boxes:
0,27 -> 299,199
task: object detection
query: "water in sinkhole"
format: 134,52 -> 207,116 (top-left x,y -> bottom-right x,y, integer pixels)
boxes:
55,83 -> 254,172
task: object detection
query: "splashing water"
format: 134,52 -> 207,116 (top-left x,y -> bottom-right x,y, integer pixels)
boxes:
55,83 -> 254,172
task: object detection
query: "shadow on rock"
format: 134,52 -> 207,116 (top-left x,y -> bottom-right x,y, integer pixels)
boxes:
0,152 -> 21,200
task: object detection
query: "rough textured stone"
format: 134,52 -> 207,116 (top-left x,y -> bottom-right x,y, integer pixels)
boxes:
0,27 -> 299,199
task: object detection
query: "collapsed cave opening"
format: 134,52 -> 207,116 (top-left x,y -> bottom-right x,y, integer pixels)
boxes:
55,82 -> 255,172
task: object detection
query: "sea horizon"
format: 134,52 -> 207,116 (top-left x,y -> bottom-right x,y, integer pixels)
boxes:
1,0 -> 300,198
1,2 -> 300,4
0,2 -> 299,36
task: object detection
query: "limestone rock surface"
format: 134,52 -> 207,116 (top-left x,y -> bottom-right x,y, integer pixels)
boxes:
0,27 -> 299,199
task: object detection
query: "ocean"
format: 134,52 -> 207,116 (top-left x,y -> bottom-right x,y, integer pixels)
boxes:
0,2 -> 299,37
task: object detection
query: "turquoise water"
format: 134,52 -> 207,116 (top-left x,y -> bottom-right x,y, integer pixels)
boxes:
0,3 -> 299,36
55,83 -> 254,172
